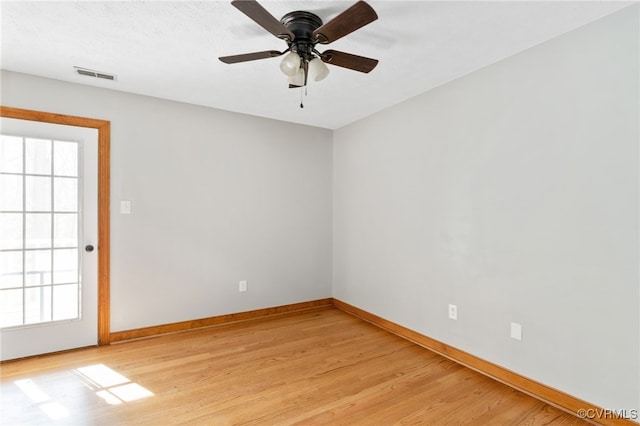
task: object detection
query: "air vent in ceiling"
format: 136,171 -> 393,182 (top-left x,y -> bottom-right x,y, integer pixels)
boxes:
73,66 -> 117,81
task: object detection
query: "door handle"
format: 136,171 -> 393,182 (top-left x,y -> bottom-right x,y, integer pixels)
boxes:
85,245 -> 95,252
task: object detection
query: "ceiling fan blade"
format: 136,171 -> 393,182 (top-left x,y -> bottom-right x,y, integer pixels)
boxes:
231,0 -> 295,41
219,50 -> 284,64
321,50 -> 378,73
312,1 -> 378,44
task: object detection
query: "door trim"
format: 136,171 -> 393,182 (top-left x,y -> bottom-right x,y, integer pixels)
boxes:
0,106 -> 111,345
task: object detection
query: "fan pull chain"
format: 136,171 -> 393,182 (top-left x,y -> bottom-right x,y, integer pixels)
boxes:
299,86 -> 308,109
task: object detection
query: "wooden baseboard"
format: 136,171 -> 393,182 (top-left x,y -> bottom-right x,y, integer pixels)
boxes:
332,298 -> 637,426
110,298 -> 334,343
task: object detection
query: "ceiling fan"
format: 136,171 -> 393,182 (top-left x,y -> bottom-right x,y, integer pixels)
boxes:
219,0 -> 379,90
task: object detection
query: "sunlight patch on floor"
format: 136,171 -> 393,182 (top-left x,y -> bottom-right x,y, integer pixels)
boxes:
11,363 -> 154,421
75,364 -> 154,405
14,379 -> 69,420
76,364 -> 129,388
39,402 -> 70,420
109,383 -> 154,402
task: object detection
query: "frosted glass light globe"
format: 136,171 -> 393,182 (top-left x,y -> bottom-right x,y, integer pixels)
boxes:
309,58 -> 329,82
288,68 -> 305,86
280,52 -> 301,77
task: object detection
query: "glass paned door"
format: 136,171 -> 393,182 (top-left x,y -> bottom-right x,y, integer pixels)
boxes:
0,137 -> 81,327
0,119 -> 98,360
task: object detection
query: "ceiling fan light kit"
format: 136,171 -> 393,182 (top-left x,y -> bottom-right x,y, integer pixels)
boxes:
219,0 -> 379,107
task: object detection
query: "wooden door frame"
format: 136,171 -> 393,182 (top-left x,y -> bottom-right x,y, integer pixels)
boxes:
0,106 -> 111,345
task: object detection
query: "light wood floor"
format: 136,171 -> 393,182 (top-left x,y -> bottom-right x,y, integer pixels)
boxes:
1,307 -> 587,425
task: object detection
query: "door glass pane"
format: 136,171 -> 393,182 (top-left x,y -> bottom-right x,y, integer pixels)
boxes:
53,284 -> 78,321
25,250 -> 52,286
0,135 -> 23,173
25,138 -> 51,175
1,134 -> 81,329
25,213 -> 51,249
0,289 -> 23,327
0,174 -> 22,211
54,177 -> 77,212
0,251 -> 22,289
0,213 -> 22,250
54,214 -> 77,248
53,248 -> 78,284
54,141 -> 78,177
25,176 -> 51,211
25,286 -> 52,324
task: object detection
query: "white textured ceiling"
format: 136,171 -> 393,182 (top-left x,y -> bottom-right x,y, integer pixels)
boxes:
0,1 -> 632,129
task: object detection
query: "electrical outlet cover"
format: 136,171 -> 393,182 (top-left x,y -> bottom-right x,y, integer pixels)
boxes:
448,304 -> 457,320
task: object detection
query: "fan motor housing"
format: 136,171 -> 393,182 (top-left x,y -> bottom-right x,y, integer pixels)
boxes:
280,11 -> 322,42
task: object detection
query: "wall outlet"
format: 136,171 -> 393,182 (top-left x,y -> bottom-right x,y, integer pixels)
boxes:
448,304 -> 457,320
238,280 -> 247,293
511,322 -> 522,340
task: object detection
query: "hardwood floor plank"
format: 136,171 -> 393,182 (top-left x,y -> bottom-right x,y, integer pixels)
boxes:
1,308 -> 587,425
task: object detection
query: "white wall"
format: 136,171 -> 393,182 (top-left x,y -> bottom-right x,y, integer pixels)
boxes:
1,70 -> 333,331
333,5 -> 639,412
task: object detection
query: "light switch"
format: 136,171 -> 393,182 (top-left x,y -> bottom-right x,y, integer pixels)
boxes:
511,322 -> 522,341
120,200 -> 132,214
